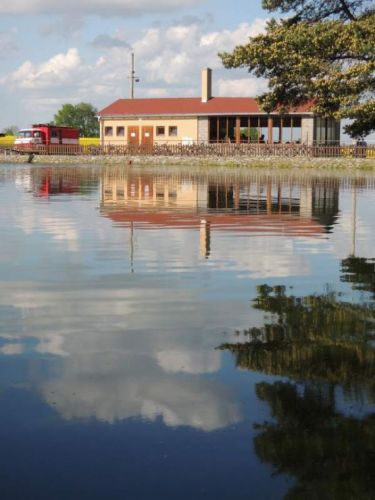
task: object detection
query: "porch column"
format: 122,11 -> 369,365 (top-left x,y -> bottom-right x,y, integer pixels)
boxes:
268,116 -> 273,144
280,118 -> 283,143
267,181 -> 272,214
235,117 -> 241,144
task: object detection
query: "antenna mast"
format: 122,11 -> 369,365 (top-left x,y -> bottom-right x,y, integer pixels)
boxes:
129,52 -> 139,99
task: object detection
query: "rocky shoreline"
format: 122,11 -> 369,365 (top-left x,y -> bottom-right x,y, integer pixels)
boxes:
1,152 -> 375,170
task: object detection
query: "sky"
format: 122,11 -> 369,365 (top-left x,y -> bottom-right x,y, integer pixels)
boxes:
0,0 -> 269,130
0,0 -> 372,142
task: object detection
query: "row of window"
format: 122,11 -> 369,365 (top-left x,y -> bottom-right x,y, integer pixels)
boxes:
156,126 -> 177,137
105,126 -> 124,137
209,116 -> 303,143
104,126 -> 178,137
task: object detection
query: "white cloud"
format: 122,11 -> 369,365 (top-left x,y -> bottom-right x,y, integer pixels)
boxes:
0,19 -> 269,123
0,0 -> 202,17
16,208 -> 80,253
0,272 -> 241,429
200,20 -> 267,50
144,88 -> 170,98
2,48 -> 81,90
0,343 -> 24,355
40,353 -> 240,430
117,18 -> 268,93
217,77 -> 268,97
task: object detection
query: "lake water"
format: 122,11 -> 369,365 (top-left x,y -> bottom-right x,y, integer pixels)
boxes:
0,164 -> 374,499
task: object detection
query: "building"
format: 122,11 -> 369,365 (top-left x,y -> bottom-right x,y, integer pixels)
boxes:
98,68 -> 340,146
100,170 -> 339,235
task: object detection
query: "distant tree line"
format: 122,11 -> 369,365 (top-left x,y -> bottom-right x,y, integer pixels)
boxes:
1,125 -> 19,136
1,102 -> 100,138
53,103 -> 99,137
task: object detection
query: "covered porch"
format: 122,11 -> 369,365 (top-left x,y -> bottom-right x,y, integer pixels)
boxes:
208,115 -> 339,145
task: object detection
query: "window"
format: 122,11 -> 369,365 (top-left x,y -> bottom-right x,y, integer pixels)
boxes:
116,126 -> 124,136
168,126 -> 177,137
259,117 -> 268,143
291,117 -> 302,143
51,130 -> 58,138
240,117 -> 249,143
105,126 -> 113,136
156,126 -> 165,136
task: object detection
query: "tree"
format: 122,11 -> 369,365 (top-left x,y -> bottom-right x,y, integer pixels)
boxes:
254,381 -> 375,499
218,285 -> 375,396
1,125 -> 18,136
219,1 -> 375,138
341,256 -> 375,298
53,103 -> 99,137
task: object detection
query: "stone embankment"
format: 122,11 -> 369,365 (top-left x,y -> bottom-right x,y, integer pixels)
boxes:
1,151 -> 374,170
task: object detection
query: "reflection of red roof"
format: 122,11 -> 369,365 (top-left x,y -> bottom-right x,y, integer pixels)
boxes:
102,209 -> 324,236
98,98 -> 313,117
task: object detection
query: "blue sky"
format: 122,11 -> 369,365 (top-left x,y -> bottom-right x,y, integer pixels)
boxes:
0,0 -> 269,129
0,0 -> 372,142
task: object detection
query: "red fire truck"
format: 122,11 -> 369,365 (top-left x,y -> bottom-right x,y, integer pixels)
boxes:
14,124 -> 80,151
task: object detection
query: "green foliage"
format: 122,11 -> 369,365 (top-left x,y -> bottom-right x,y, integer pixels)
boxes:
341,256 -> 375,298
262,0 -> 374,22
240,127 -> 259,141
218,285 -> 375,394
1,125 -> 18,136
218,272 -> 375,496
219,1 -> 375,138
53,103 -> 99,137
254,381 -> 375,499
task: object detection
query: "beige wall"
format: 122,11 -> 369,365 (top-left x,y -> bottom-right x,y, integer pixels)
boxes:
301,117 -> 314,145
198,117 -> 209,142
100,114 -> 333,146
100,117 -> 199,145
101,174 -> 208,209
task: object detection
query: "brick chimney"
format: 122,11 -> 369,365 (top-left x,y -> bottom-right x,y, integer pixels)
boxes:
201,68 -> 212,103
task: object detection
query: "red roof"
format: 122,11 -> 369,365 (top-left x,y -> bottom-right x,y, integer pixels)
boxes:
98,97 -> 313,117
102,209 -> 323,236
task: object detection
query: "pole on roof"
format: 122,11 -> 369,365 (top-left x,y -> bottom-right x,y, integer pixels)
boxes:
129,52 -> 140,99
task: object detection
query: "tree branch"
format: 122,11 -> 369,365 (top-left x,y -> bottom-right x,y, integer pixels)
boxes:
339,0 -> 356,20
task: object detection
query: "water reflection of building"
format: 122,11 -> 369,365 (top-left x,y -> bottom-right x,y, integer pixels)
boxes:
29,167 -> 99,197
100,172 -> 341,256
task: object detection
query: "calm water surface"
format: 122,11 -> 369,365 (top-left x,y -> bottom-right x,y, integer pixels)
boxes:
0,164 -> 374,499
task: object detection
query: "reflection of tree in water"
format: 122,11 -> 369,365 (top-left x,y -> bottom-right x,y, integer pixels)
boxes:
341,256 -> 375,300
219,285 -> 375,398
219,285 -> 375,498
254,381 -> 375,500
